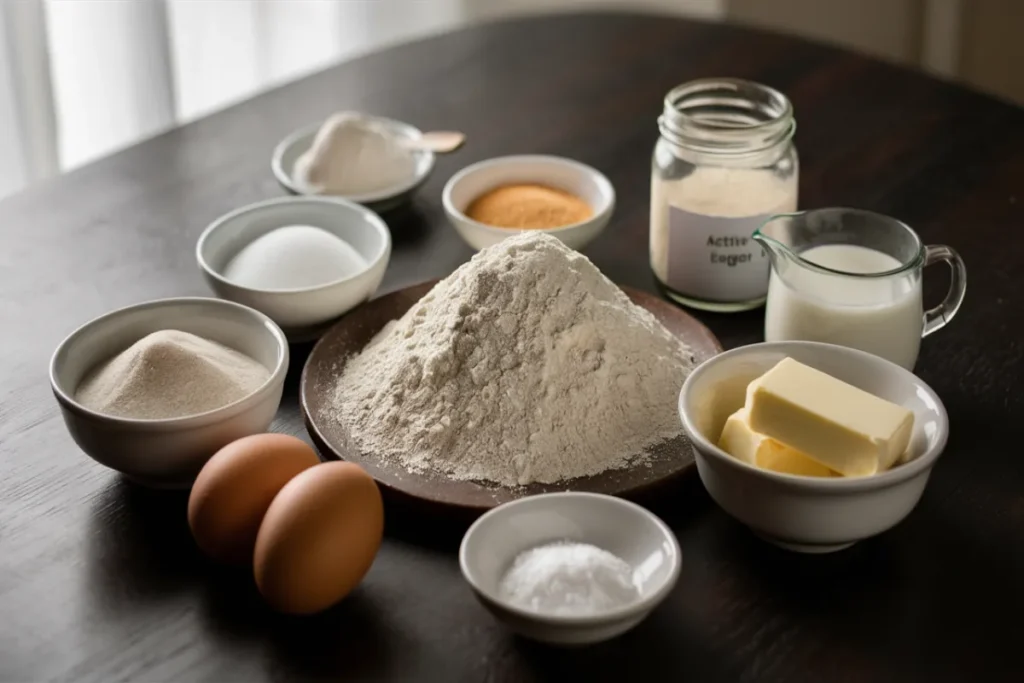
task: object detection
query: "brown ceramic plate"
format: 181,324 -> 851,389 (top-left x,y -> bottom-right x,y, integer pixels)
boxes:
300,281 -> 722,515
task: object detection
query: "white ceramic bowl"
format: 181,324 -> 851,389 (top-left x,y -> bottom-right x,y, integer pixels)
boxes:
49,297 -> 289,489
459,492 -> 681,646
196,196 -> 391,341
442,155 -> 615,252
678,341 -> 949,553
272,116 -> 435,213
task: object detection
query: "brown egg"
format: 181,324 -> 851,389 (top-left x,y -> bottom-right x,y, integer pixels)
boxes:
253,461 -> 384,615
188,433 -> 320,564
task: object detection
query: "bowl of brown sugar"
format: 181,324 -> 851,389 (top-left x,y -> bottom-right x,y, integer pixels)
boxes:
442,155 -> 615,251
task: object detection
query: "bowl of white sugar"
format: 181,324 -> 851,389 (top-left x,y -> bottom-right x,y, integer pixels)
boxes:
49,297 -> 289,488
196,196 -> 391,342
459,492 -> 681,646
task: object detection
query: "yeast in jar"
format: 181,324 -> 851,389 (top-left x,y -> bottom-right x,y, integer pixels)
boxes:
650,78 -> 798,312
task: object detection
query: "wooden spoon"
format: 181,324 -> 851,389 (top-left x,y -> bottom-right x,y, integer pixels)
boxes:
401,131 -> 466,154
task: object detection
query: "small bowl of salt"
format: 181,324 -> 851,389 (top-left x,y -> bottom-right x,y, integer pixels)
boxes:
459,492 -> 681,647
197,196 -> 391,342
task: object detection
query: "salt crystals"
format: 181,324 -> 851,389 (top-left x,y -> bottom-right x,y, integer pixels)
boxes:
498,541 -> 640,616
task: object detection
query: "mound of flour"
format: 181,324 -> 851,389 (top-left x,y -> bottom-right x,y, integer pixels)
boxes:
330,233 -> 695,486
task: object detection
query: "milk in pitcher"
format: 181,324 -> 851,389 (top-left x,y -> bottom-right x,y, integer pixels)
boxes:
765,244 -> 923,369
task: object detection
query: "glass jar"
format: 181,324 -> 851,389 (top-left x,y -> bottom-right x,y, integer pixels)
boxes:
650,78 -> 798,312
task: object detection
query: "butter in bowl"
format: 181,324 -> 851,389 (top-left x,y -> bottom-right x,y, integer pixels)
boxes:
718,357 -> 915,478
678,341 -> 948,553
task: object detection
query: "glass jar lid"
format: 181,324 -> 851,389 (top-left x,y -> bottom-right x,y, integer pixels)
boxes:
658,78 -> 795,156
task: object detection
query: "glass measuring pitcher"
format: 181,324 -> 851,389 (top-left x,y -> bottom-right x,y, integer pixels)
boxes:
753,208 -> 966,370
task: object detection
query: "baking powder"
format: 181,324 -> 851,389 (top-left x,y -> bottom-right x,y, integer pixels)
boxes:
296,112 -> 416,196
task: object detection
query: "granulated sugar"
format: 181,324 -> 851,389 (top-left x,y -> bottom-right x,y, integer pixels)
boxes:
76,329 -> 269,420
330,232 -> 695,487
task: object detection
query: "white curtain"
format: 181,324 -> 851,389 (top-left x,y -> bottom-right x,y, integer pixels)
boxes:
0,0 -> 465,198
0,0 -> 720,200
0,1 -> 58,193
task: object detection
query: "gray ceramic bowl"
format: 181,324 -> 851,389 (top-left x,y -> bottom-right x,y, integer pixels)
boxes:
272,116 -> 435,213
49,297 -> 289,489
196,196 -> 391,342
459,492 -> 681,646
678,341 -> 948,553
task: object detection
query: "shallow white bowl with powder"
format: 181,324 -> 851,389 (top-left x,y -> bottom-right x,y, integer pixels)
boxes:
459,492 -> 681,646
49,297 -> 289,489
272,116 -> 434,213
196,196 -> 391,341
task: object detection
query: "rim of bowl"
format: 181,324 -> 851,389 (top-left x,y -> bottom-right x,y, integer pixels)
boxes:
49,296 -> 289,428
195,195 -> 392,295
678,340 -> 950,492
271,117 -> 436,203
458,491 -> 682,625
441,154 -> 616,235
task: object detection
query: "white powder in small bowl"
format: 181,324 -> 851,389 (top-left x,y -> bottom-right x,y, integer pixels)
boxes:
296,112 -> 417,196
499,541 -> 640,616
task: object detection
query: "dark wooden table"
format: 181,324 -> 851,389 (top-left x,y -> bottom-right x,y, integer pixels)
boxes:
2,12 -> 1022,683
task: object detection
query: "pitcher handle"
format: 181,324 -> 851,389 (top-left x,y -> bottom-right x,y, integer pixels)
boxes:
922,245 -> 966,337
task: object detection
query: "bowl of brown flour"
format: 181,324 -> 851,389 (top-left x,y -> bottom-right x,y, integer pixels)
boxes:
49,297 -> 289,488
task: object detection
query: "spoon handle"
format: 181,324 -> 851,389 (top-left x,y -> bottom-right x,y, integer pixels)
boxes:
403,131 -> 466,154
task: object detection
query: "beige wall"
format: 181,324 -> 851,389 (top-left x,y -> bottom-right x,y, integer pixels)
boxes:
468,0 -> 1024,105
727,0 -> 924,64
959,0 -> 1024,104
729,0 -> 1024,105
466,0 -> 724,21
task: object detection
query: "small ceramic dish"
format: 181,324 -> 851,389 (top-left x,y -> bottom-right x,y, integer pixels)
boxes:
678,341 -> 949,554
196,196 -> 391,342
49,297 -> 289,489
272,116 -> 435,213
459,492 -> 681,646
442,155 -> 615,252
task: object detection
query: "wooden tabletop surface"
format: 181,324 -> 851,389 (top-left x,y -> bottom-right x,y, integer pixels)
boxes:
2,12 -> 1022,683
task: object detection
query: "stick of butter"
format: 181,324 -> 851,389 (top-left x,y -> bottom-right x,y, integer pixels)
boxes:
745,358 -> 914,477
718,408 -> 835,477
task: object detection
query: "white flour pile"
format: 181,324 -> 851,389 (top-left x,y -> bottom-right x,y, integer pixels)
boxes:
76,330 -> 269,420
330,232 -> 695,486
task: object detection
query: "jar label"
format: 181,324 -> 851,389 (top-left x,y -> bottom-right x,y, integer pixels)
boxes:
666,205 -> 771,302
